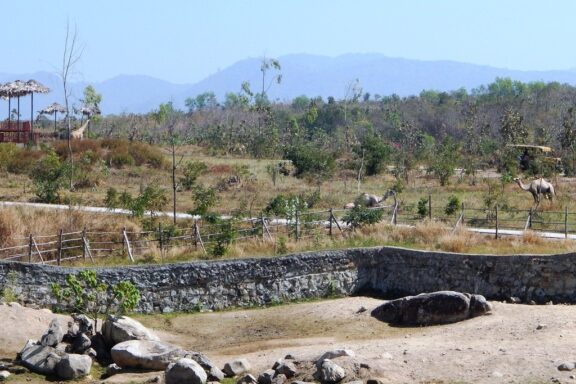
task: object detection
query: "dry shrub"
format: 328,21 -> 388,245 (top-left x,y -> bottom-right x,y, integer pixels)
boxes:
209,164 -> 233,174
520,230 -> 544,245
52,139 -> 103,160
0,209 -> 21,247
6,149 -> 43,174
101,139 -> 166,169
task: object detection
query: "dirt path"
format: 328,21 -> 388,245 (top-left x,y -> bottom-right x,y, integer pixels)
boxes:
2,297 -> 576,383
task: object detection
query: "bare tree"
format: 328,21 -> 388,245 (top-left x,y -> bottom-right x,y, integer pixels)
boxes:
60,21 -> 83,189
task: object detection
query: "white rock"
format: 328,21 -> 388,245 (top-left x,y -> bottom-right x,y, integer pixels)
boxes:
165,358 -> 207,384
55,353 -> 92,379
101,315 -> 159,347
111,340 -> 186,370
19,340 -> 64,375
318,359 -> 346,383
223,358 -> 251,377
317,349 -> 356,363
0,371 -> 10,381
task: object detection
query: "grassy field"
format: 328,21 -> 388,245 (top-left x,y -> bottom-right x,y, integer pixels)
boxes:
2,142 -> 576,263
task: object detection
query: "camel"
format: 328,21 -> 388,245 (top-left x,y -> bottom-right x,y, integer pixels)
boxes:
344,189 -> 397,209
513,177 -> 555,204
70,119 -> 90,140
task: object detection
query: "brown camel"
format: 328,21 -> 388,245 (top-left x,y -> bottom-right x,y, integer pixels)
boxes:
344,189 -> 397,209
513,177 -> 555,204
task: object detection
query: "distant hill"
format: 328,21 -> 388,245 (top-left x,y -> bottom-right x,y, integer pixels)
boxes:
3,53 -> 576,115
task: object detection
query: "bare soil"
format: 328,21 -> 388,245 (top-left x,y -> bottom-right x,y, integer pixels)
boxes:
2,297 -> 576,383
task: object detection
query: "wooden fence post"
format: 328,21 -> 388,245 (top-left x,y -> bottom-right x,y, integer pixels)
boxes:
495,205 -> 499,239
158,223 -> 163,259
57,228 -> 63,266
329,209 -> 333,237
122,228 -> 135,263
82,227 -> 87,262
28,234 -> 33,263
461,202 -> 465,226
428,194 -> 432,221
524,208 -> 533,231
295,210 -> 300,242
565,206 -> 569,239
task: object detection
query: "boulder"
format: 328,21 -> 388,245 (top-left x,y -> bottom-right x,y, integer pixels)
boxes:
72,314 -> 94,335
19,340 -> 65,375
104,363 -> 123,378
102,315 -> 160,347
258,368 -> 276,384
0,371 -> 10,381
165,358 -> 207,384
271,373 -> 287,384
237,373 -> 258,384
40,319 -> 63,347
317,359 -> 346,383
111,340 -> 186,370
223,358 -> 251,377
71,333 -> 92,354
274,361 -> 297,378
186,351 -> 225,380
55,353 -> 92,379
371,291 -> 492,326
317,350 -> 356,365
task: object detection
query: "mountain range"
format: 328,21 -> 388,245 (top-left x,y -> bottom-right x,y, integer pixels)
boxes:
2,53 -> 576,115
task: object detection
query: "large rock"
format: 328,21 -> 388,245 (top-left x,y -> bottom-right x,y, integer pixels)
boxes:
102,315 -> 159,347
19,340 -> 64,375
223,358 -> 251,377
111,339 -> 186,370
72,314 -> 94,335
71,333 -> 92,354
317,359 -> 346,383
165,358 -> 208,384
40,319 -> 63,347
55,353 -> 92,379
186,351 -> 225,380
371,291 -> 492,326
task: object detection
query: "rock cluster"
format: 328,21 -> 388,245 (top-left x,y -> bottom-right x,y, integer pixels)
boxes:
14,313 -> 382,384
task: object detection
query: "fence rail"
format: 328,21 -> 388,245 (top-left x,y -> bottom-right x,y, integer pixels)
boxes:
2,200 -> 576,265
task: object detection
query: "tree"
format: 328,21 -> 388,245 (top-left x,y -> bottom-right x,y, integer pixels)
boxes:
500,107 -> 528,144
560,107 -> 576,175
185,92 -> 218,113
51,270 -> 140,332
354,132 -> 392,176
30,150 -> 69,203
430,138 -> 460,186
179,160 -> 208,190
60,21 -> 83,190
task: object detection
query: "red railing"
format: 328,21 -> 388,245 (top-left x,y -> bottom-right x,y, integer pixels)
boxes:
0,121 -> 38,143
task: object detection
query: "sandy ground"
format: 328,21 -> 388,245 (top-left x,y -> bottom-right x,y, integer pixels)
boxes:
2,297 -> 576,383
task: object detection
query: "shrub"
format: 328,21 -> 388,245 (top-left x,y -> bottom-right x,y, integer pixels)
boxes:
285,144 -> 335,179
6,148 -> 42,174
342,199 -> 384,230
51,270 -> 140,331
445,195 -> 461,216
29,150 -> 69,203
417,197 -> 429,218
189,184 -> 218,216
180,160 -> 208,190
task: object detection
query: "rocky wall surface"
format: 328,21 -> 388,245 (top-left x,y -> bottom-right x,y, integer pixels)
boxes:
1,247 -> 576,313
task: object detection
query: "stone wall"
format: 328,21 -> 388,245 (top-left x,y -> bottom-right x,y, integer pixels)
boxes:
2,246 -> 576,313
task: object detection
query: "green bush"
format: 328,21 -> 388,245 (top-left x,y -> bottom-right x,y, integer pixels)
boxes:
29,150 -> 69,203
285,145 -> 335,179
445,195 -> 461,216
342,200 -> 384,230
417,197 -> 429,218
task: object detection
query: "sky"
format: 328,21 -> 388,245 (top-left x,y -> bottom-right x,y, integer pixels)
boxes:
4,0 -> 576,85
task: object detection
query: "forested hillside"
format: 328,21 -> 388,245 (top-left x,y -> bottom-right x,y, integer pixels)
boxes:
89,78 -> 576,180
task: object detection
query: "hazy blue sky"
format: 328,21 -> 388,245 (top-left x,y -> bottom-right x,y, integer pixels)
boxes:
4,1 -> 576,84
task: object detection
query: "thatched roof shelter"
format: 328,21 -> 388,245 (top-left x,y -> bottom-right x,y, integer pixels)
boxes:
40,102 -> 66,132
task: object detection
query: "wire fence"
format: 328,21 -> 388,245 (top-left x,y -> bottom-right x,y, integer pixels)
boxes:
1,199 -> 575,265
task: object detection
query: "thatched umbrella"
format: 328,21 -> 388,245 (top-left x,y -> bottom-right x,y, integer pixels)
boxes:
23,80 -> 50,134
40,102 -> 66,133
3,80 -> 28,129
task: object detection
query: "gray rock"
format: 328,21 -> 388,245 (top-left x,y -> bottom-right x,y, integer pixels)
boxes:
371,291 -> 492,326
165,358 -> 208,384
186,351 -> 225,380
72,314 -> 94,335
258,368 -> 276,384
72,333 -> 92,353
105,363 -> 123,377
272,373 -> 287,384
558,362 -> 576,371
366,379 -> 385,384
318,359 -> 346,383
102,315 -> 159,347
223,358 -> 251,377
66,321 -> 80,339
55,353 -> 92,379
40,319 -> 63,347
237,373 -> 258,384
275,361 -> 297,378
317,350 -> 356,363
111,339 -> 186,370
19,340 -> 64,375
0,371 -> 9,381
